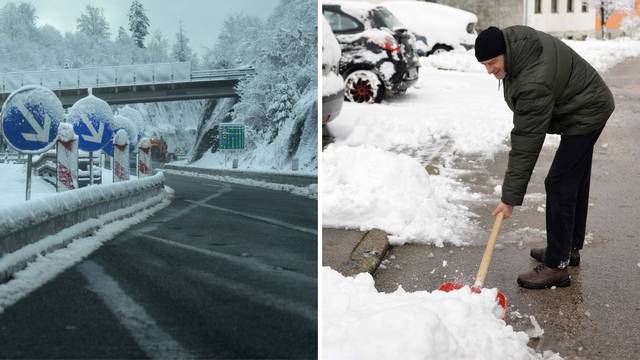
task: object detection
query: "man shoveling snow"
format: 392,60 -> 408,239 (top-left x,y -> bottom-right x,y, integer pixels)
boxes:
475,26 -> 614,289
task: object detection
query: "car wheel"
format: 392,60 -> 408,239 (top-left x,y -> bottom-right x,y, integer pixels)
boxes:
429,44 -> 453,56
344,70 -> 383,104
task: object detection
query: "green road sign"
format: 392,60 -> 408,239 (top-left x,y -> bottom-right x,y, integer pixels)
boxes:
219,124 -> 245,150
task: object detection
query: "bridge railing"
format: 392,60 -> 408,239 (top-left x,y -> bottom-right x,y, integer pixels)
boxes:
0,64 -> 255,94
0,62 -> 193,93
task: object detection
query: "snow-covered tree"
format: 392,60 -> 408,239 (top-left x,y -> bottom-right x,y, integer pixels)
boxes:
589,0 -> 635,38
0,2 -> 37,41
146,30 -> 170,62
128,0 -> 150,48
621,14 -> 640,38
203,14 -> 262,69
171,21 -> 193,62
77,5 -> 110,40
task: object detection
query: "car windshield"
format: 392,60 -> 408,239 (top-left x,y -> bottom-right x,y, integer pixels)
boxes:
371,7 -> 404,30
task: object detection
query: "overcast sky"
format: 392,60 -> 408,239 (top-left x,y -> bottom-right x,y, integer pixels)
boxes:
0,0 -> 281,54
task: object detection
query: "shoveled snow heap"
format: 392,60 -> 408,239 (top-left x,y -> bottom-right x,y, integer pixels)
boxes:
322,145 -> 475,246
323,267 -> 563,360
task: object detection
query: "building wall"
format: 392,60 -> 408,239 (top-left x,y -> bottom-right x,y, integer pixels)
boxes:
434,0 -> 523,30
527,0 -> 597,38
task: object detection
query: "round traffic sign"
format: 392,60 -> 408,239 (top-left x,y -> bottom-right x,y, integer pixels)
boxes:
1,86 -> 63,154
68,95 -> 114,152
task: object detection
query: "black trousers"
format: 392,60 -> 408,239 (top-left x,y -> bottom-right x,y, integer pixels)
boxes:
544,127 -> 603,268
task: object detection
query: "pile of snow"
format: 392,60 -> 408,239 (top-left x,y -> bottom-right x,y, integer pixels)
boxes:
322,145 -> 474,245
323,267 -> 562,360
563,38 -> 640,72
422,49 -> 485,72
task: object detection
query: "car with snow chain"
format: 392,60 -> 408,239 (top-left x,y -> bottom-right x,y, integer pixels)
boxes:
322,1 -> 420,103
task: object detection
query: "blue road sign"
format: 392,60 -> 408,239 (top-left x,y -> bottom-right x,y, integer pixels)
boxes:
68,95 -> 114,152
1,86 -> 63,154
219,124 -> 245,150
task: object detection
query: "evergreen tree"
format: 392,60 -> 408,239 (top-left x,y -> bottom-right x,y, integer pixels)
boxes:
128,0 -> 149,48
171,21 -> 192,62
77,5 -> 110,40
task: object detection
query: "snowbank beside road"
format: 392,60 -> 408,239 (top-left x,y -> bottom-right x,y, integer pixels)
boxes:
323,267 -> 562,360
563,38 -> 640,72
322,145 -> 474,245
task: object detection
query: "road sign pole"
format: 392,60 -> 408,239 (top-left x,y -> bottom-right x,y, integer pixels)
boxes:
25,154 -> 32,201
89,151 -> 94,185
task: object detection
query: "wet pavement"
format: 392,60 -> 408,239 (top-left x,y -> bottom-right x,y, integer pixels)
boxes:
374,57 -> 640,359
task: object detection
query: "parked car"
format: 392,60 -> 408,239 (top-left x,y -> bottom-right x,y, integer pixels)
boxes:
323,1 -> 420,103
322,16 -> 344,128
382,1 -> 477,56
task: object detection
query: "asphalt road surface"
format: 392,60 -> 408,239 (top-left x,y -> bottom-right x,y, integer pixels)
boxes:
374,57 -> 640,359
0,172 -> 317,359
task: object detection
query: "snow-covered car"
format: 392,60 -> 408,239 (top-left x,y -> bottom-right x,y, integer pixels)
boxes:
322,16 -> 344,126
382,1 -> 477,56
323,1 -> 420,103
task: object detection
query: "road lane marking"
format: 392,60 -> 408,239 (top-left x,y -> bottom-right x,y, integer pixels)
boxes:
185,200 -> 317,235
136,233 -> 316,286
78,261 -> 193,360
158,183 -> 232,224
185,268 -> 316,322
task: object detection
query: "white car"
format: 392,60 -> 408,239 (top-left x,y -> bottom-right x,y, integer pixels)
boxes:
382,1 -> 477,56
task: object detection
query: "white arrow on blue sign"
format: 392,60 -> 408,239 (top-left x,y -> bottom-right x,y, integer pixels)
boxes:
1,86 -> 63,154
68,95 -> 114,152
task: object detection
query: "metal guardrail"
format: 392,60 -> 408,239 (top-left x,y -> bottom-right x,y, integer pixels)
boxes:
0,172 -> 167,282
0,63 -> 255,94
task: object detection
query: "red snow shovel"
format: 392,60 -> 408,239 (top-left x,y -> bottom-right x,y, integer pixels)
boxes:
438,212 -> 508,319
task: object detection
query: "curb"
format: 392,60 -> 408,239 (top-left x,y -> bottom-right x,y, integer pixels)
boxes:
342,228 -> 390,277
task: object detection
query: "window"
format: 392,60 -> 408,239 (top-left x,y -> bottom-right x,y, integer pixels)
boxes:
567,0 -> 574,12
535,0 -> 542,14
323,9 -> 363,34
551,0 -> 558,13
582,1 -> 588,12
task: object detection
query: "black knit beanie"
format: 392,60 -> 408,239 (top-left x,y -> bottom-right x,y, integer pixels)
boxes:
475,27 -> 506,62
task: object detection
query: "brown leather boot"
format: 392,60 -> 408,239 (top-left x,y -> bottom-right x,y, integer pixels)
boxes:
530,247 -> 581,266
517,264 -> 571,289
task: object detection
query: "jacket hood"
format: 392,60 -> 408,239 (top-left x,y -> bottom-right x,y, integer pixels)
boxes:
502,26 -> 543,78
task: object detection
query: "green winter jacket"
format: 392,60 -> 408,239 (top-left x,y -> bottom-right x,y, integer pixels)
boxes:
500,26 -> 614,206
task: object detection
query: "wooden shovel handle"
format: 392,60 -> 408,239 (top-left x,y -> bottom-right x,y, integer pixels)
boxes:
474,212 -> 504,288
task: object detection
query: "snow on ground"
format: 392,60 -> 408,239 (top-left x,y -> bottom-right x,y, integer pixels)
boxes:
323,267 -> 563,360
323,38 -> 640,246
0,163 -> 56,207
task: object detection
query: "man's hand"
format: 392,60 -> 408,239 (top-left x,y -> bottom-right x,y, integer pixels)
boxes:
492,201 -> 513,219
